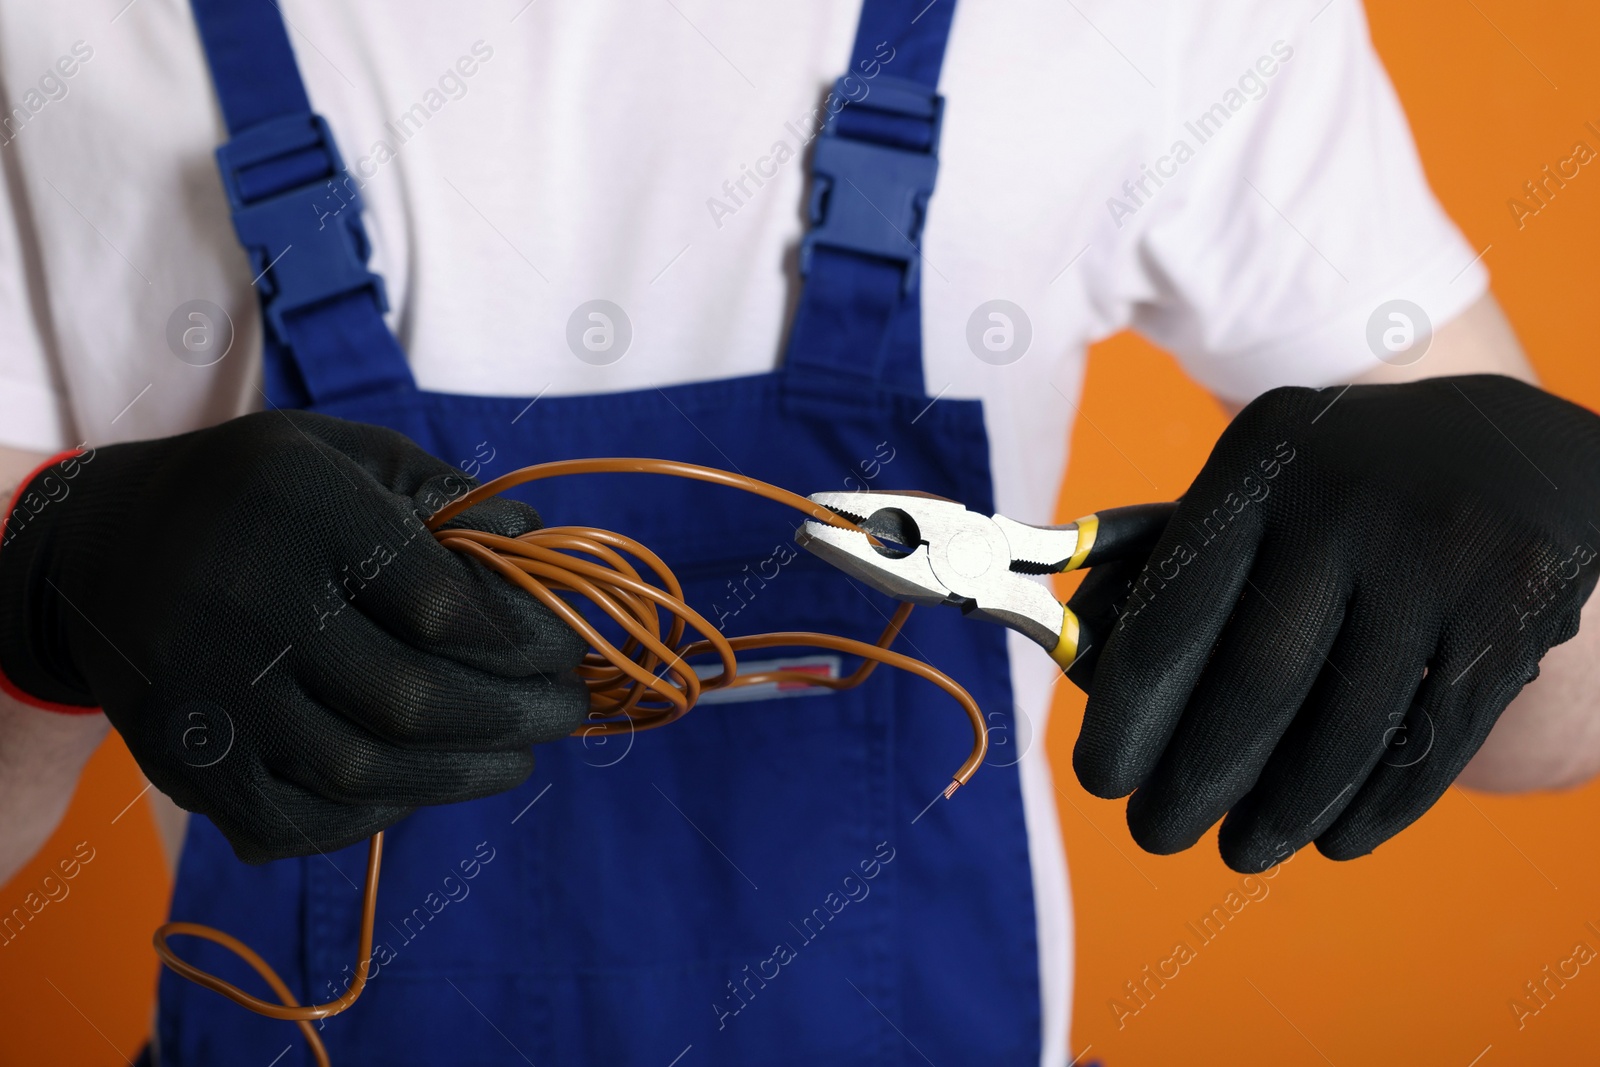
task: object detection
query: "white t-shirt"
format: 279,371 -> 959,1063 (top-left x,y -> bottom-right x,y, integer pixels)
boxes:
0,0 -> 1487,1060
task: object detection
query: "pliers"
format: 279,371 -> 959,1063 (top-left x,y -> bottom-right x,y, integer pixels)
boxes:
796,491 -> 1174,673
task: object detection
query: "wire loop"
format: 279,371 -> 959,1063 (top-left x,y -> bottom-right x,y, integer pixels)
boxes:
153,458 -> 988,1066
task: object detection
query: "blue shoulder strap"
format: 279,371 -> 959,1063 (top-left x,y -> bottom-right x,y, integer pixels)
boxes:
191,0 -> 955,406
190,0 -> 414,408
782,0 -> 957,395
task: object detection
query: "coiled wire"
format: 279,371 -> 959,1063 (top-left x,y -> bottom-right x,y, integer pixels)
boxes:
153,458 -> 989,1066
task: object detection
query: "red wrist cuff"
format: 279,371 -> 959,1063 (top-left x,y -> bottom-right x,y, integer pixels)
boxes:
0,448 -> 103,715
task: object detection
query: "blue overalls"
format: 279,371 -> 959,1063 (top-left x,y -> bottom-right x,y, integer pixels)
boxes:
156,1 -> 1043,1063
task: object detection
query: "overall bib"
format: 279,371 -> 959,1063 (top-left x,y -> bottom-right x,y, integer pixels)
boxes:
156,1 -> 1043,1063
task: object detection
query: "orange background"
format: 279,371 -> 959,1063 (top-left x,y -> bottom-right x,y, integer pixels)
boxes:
3,1 -> 1599,1063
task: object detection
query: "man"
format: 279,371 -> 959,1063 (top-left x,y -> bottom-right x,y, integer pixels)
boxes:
1,0 -> 1596,1063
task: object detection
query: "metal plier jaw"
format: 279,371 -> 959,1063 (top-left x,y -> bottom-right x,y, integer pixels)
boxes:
797,490 -> 1095,669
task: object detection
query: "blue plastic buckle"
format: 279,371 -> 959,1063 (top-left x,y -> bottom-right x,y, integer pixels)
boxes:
215,114 -> 388,345
800,75 -> 943,291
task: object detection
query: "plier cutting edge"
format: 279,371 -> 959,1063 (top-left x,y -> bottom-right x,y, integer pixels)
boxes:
796,491 -> 1174,675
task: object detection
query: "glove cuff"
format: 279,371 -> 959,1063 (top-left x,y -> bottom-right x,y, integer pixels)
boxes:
0,449 -> 103,713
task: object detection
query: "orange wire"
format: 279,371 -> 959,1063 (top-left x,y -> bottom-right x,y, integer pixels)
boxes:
152,458 -> 989,1065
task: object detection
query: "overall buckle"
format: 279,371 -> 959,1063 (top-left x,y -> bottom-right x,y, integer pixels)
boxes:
215,114 -> 388,344
800,75 -> 943,292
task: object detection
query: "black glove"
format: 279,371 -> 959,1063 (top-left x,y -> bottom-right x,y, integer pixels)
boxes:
0,411 -> 587,863
1069,375 -> 1600,872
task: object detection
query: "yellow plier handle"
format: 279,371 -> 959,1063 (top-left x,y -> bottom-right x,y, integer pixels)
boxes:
1050,501 -> 1176,672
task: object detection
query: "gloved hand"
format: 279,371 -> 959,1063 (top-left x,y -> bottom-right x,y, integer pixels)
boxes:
1067,375 -> 1600,873
0,411 -> 587,863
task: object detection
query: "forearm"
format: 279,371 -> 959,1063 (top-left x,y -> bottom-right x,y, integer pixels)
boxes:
0,690 -> 107,884
1459,589 -> 1600,792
